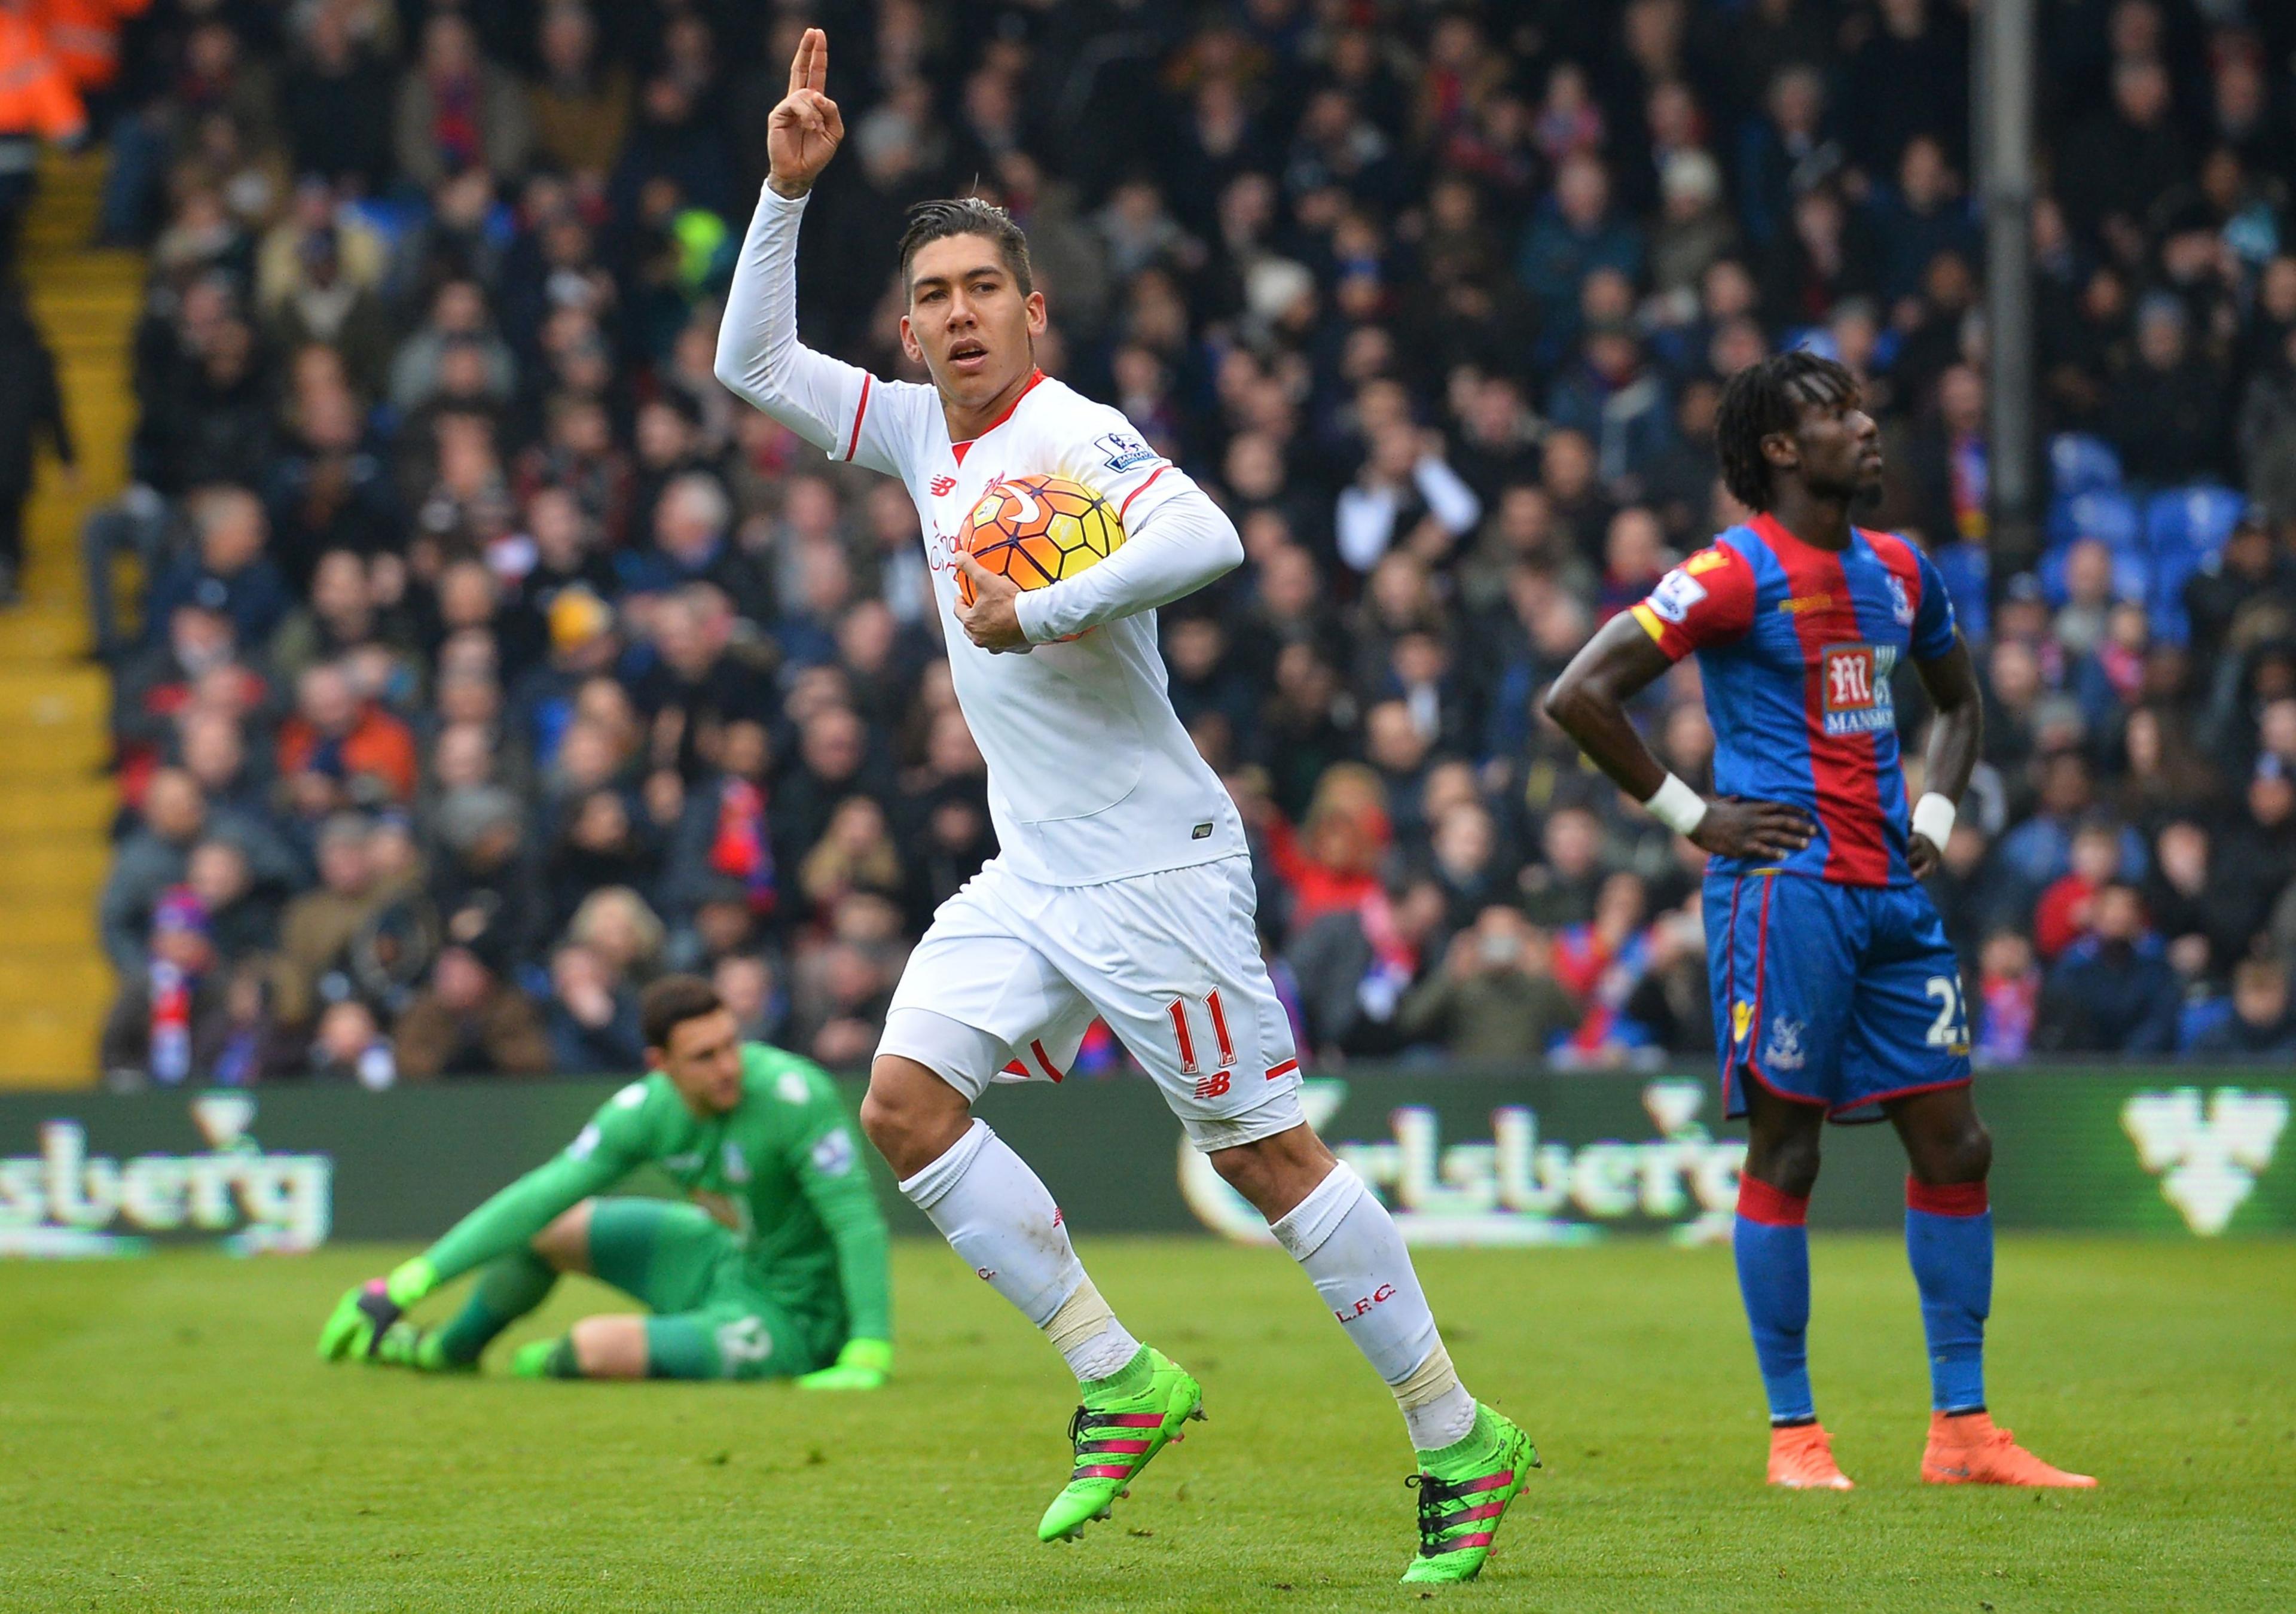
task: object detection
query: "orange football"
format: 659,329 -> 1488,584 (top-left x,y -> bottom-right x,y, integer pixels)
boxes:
954,474 -> 1126,606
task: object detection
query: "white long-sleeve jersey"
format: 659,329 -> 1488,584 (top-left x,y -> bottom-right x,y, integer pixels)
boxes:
715,184 -> 1247,887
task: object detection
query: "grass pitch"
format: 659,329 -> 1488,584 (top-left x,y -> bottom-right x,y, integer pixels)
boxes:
1,1235 -> 2290,1612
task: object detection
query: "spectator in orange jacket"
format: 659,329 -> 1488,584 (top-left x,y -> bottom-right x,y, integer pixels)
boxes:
276,660 -> 420,807
35,0 -> 148,94
0,0 -> 87,255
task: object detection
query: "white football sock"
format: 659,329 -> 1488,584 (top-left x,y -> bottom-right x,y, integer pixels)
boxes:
1269,1161 -> 1479,1452
1045,1276 -> 1141,1383
899,1119 -> 1140,1384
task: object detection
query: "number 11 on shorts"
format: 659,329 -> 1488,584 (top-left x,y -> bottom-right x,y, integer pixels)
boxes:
1167,993 -> 1236,1087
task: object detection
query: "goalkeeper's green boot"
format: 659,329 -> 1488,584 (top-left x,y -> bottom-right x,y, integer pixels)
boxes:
373,1322 -> 471,1373
1399,1405 -> 1539,1585
1036,1347 -> 1204,1543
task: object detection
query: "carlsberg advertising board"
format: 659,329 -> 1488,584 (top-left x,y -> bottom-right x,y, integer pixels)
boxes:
0,1069 -> 2287,1256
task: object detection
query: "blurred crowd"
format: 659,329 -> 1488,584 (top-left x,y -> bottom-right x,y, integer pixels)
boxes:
8,0 -> 2291,1086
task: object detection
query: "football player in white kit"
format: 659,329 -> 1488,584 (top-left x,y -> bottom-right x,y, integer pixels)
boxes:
716,30 -> 1533,1583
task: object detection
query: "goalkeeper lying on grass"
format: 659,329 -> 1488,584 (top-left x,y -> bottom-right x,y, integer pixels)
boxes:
320,975 -> 892,1387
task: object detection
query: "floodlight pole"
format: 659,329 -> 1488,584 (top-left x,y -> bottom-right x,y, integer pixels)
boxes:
1978,0 -> 2040,581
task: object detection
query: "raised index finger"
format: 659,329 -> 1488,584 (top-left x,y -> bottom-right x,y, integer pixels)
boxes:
807,28 -> 828,94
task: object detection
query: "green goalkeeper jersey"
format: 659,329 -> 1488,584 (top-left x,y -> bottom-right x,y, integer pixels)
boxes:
418,1045 -> 891,1343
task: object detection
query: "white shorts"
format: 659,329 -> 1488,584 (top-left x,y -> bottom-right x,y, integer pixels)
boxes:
877,855 -> 1305,1152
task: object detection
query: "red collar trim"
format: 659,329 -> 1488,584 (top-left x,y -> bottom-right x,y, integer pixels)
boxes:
950,368 -> 1046,464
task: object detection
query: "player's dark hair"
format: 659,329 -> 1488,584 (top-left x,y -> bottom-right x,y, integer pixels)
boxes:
897,197 -> 1034,300
1715,349 -> 1859,510
640,974 -> 723,1051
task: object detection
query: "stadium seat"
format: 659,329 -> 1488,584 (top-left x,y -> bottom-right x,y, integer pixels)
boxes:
2147,574 -> 2192,646
1928,541 -> 1989,641
2138,487 -> 2245,646
2177,995 -> 2234,1053
2045,488 -> 2141,553
2047,433 -> 2123,498
2143,485 -> 2246,560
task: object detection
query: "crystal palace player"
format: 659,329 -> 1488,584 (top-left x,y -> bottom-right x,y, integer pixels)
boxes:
713,30 -> 1534,1581
1546,350 -> 2094,1491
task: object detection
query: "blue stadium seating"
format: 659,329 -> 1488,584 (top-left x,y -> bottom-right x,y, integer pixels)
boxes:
2138,486 -> 2245,647
2048,432 -> 2123,498
2144,485 -> 2245,560
2045,488 -> 2142,552
1928,541 -> 1989,641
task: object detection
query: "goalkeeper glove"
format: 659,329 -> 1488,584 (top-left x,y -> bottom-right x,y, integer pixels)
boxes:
316,1258 -> 437,1362
796,1337 -> 891,1390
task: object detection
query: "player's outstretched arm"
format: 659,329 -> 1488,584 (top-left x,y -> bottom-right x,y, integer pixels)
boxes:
1543,612 -> 1815,862
958,481 -> 1244,651
713,28 -> 874,456
1907,634 -> 1983,877
317,1116 -> 637,1359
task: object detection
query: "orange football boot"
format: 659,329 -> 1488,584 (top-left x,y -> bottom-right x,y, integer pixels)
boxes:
1767,1422 -> 1855,1490
1921,1411 -> 2096,1487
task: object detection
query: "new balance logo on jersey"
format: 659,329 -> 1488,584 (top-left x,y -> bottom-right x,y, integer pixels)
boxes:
929,475 -> 956,496
1193,1071 -> 1232,1100
1333,1283 -> 1397,1324
1821,643 -> 1898,734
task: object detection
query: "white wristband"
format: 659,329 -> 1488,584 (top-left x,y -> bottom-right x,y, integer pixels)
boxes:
1912,791 -> 1957,850
1644,773 -> 1709,837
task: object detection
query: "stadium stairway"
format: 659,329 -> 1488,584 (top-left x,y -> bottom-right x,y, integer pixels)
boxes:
0,148 -> 139,1087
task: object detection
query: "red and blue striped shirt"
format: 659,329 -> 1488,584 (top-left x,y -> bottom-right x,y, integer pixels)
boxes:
1629,513 -> 1959,887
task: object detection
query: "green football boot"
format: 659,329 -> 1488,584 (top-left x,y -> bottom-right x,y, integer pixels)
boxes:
1399,1405 -> 1539,1585
1037,1347 -> 1205,1543
509,1338 -> 569,1379
372,1322 -> 470,1372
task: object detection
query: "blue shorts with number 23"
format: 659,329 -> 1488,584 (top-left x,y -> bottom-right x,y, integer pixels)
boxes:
1703,869 -> 1973,1125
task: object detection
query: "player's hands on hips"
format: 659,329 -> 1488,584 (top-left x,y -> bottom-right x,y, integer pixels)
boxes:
954,553 -> 1031,652
1689,795 -> 1816,862
766,28 -> 844,198
798,1337 -> 891,1390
